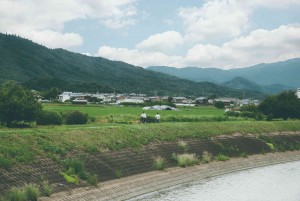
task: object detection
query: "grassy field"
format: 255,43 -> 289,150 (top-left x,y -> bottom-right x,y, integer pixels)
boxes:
1,119 -> 300,169
43,104 -> 226,123
1,104 -> 300,170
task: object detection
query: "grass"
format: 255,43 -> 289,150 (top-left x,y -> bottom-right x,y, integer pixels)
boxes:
4,183 -> 40,201
41,181 -> 53,197
43,104 -> 226,123
178,140 -> 188,152
1,120 -> 300,168
215,154 -> 230,161
153,156 -> 166,170
172,153 -> 199,167
201,151 -> 212,163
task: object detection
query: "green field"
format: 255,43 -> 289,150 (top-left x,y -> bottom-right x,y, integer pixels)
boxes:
43,104 -> 226,123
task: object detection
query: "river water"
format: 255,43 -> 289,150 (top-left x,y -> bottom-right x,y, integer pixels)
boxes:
129,160 -> 300,201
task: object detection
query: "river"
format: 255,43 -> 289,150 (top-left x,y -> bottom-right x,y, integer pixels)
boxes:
129,160 -> 300,201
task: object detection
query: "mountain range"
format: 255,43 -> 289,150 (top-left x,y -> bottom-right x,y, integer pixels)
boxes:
148,59 -> 300,94
0,33 -> 265,98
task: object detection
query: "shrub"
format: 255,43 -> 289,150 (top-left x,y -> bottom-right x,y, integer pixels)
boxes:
153,156 -> 166,170
201,151 -> 212,163
214,101 -> 225,109
173,153 -> 199,167
225,111 -> 240,117
215,154 -> 230,161
60,172 -> 79,184
178,140 -> 188,152
64,111 -> 88,125
114,168 -> 123,179
36,110 -> 62,125
41,181 -> 53,197
7,187 -> 26,201
87,174 -> 98,186
24,184 -> 40,201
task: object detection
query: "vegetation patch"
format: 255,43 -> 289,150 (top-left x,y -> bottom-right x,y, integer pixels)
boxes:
153,156 -> 166,170
201,151 -> 212,163
215,154 -> 230,161
172,153 -> 199,167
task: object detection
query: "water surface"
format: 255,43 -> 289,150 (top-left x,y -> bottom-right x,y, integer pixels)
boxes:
129,160 -> 300,201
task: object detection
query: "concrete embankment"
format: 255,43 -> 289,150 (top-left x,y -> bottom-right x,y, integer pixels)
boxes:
42,150 -> 300,201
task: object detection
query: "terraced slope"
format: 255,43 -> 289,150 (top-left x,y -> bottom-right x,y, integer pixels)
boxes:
1,133 -> 299,196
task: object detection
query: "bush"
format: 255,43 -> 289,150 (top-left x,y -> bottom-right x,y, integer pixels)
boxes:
178,140 -> 188,152
214,101 -> 225,109
201,151 -> 212,163
215,154 -> 230,161
41,181 -> 53,197
172,153 -> 199,167
6,187 -> 26,201
24,184 -> 39,201
64,111 -> 88,125
36,110 -> 62,125
153,156 -> 166,170
87,174 -> 98,186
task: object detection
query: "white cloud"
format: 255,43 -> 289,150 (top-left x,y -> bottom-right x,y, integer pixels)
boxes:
179,0 -> 251,42
96,46 -> 183,67
97,25 -> 300,69
136,31 -> 184,52
178,0 -> 300,43
184,24 -> 300,68
0,0 -> 137,48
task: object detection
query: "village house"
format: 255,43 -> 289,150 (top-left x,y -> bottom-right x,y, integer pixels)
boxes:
296,88 -> 300,99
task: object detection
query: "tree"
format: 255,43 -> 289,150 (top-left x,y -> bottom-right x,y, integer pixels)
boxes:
259,90 -> 300,120
0,81 -> 42,126
214,101 -> 225,109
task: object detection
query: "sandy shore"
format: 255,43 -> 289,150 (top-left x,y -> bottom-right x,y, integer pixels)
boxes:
41,150 -> 300,201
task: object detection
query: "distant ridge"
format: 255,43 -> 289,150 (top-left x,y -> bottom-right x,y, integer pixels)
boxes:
147,58 -> 300,92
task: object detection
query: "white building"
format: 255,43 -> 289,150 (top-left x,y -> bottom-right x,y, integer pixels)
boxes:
296,88 -> 300,99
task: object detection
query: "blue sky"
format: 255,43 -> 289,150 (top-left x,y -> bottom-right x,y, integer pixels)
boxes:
1,0 -> 300,69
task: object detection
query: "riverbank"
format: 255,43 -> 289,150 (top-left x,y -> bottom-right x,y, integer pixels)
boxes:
41,150 -> 300,201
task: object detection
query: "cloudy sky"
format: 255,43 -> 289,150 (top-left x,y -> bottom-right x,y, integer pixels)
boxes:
1,0 -> 300,69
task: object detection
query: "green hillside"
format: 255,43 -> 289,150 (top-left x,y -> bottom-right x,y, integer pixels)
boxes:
0,33 -> 265,98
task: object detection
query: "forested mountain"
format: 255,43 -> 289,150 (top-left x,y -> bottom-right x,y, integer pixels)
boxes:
148,58 -> 300,91
0,33 -> 265,98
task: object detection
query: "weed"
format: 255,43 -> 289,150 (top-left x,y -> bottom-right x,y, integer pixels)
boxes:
60,172 -> 79,184
240,152 -> 248,158
87,174 -> 98,186
215,154 -> 230,161
178,140 -> 188,152
153,156 -> 166,170
266,142 -> 275,150
114,168 -> 123,179
201,151 -> 212,163
173,153 -> 199,167
6,187 -> 26,201
0,157 -> 13,170
23,183 -> 40,201
41,181 -> 53,197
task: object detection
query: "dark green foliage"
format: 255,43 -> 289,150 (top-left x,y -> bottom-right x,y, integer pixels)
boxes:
0,81 -> 42,126
64,111 -> 88,125
240,104 -> 259,113
36,110 -> 62,125
259,90 -> 300,119
225,111 -> 240,117
41,87 -> 61,100
214,101 -> 225,109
